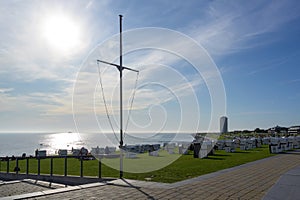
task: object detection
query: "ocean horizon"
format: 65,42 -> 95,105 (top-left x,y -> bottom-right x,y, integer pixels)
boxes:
0,132 -> 195,157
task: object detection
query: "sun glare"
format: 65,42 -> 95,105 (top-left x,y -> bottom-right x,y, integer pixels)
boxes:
42,14 -> 80,51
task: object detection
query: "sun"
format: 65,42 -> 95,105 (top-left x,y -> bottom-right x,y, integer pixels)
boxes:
42,14 -> 80,51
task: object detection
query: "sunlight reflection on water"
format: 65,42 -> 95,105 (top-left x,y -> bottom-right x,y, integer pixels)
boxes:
0,132 -> 194,156
39,132 -> 84,154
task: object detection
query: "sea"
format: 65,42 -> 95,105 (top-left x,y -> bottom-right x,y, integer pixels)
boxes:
0,132 -> 195,157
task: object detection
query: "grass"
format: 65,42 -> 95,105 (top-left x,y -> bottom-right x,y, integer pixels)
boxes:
0,145 -> 273,183
123,145 -> 273,182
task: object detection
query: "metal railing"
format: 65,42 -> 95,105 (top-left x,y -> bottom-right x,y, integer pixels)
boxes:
0,155 -> 102,179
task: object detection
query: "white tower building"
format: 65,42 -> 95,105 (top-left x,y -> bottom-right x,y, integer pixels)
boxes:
220,116 -> 228,133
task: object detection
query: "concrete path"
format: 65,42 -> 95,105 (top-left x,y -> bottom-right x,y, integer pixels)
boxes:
263,160 -> 300,200
1,151 -> 300,200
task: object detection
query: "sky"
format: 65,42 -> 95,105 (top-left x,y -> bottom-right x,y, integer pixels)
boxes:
0,0 -> 300,133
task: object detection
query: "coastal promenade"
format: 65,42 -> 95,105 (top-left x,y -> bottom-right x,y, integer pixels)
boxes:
1,151 -> 300,200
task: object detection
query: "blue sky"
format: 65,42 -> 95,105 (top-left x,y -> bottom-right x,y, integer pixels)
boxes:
0,0 -> 299,133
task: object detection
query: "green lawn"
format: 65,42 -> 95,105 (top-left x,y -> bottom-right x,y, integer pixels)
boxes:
0,145 -> 273,183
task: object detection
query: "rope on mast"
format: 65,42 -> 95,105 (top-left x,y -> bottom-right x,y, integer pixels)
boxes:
96,61 -> 139,141
124,71 -> 140,138
97,61 -> 118,140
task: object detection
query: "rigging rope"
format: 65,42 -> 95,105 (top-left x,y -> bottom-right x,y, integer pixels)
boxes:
124,71 -> 139,138
97,61 -> 139,142
97,62 -> 117,140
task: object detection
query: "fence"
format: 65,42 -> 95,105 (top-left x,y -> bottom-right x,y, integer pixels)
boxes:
0,155 -> 111,185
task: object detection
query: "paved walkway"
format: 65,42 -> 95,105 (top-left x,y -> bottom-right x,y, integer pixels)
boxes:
0,179 -> 65,198
263,163 -> 300,200
1,151 -> 300,200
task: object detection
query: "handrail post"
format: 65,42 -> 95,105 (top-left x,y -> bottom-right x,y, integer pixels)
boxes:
50,158 -> 53,177
80,156 -> 83,177
16,158 -> 19,175
98,159 -> 101,178
26,158 -> 29,175
6,159 -> 9,173
64,157 -> 67,176
38,158 -> 40,175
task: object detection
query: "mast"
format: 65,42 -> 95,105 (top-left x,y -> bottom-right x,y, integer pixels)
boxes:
119,14 -> 123,179
97,15 -> 138,179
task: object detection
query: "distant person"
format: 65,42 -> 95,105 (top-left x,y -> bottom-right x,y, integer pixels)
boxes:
35,149 -> 38,157
22,153 -> 26,158
105,146 -> 109,154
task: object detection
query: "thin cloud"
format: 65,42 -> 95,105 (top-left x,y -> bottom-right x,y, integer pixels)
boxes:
232,111 -> 282,116
0,88 -> 14,93
248,52 -> 300,75
188,0 -> 300,56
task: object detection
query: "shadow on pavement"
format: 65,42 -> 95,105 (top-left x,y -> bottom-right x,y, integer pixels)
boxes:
120,178 -> 156,200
